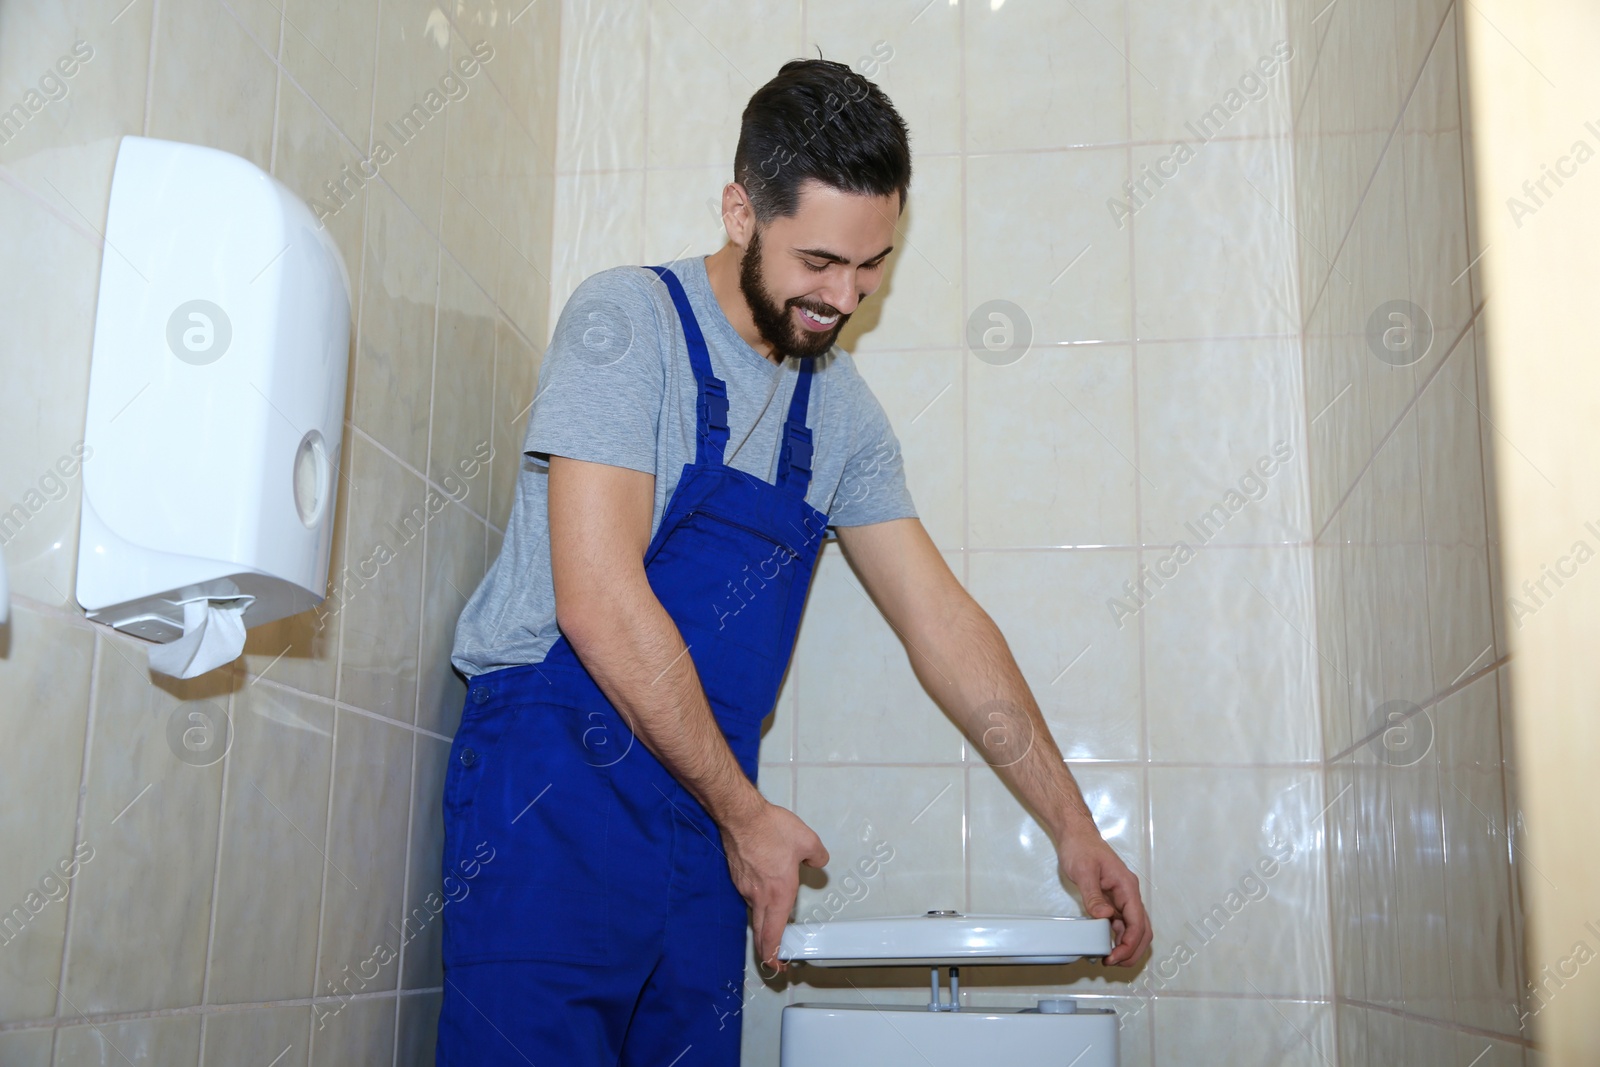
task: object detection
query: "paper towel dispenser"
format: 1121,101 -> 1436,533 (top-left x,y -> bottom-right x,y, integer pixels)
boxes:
75,135 -> 351,678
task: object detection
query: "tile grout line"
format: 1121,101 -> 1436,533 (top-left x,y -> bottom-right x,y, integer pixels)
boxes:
1120,10 -> 1157,1052
0,988 -> 447,1034
306,696 -> 341,1064
958,0 -> 972,916
392,729 -> 422,1062
139,0 -> 161,140
197,671 -> 238,1016
51,631 -> 102,1033
1287,0 -> 1345,1056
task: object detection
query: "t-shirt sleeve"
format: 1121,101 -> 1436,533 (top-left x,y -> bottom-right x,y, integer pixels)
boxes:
827,372 -> 919,528
524,268 -> 665,474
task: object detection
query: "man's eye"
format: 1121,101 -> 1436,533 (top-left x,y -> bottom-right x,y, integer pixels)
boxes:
804,261 -> 827,272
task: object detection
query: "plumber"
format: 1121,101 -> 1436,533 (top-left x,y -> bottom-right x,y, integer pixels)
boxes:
437,57 -> 1151,1065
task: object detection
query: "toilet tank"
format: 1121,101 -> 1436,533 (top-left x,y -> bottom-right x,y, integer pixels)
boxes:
776,913 -> 1118,1067
780,1003 -> 1119,1067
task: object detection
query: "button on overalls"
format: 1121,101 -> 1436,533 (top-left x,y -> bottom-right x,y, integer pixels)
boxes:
436,264 -> 829,1065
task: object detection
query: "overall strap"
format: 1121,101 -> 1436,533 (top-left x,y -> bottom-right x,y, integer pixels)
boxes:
645,265 -> 728,466
775,357 -> 815,492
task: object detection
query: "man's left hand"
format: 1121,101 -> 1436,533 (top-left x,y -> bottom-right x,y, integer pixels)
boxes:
1056,828 -> 1151,967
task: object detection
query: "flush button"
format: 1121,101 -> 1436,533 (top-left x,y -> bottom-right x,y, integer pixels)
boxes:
460,748 -> 478,768
1037,998 -> 1078,1014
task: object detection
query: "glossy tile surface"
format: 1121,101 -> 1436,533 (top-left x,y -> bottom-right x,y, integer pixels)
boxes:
0,0 -> 554,1055
0,0 -> 1524,1061
1287,0 -> 1523,1058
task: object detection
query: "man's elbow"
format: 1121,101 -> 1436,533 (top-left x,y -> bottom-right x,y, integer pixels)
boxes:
554,588 -> 610,653
553,564 -> 649,654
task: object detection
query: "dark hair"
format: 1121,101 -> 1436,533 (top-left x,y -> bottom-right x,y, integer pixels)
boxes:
734,58 -> 911,224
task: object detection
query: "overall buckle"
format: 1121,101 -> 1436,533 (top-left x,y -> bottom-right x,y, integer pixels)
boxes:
781,426 -> 813,477
702,378 -> 729,432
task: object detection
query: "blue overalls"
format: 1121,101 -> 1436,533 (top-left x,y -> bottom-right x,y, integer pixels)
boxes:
436,264 -> 829,1065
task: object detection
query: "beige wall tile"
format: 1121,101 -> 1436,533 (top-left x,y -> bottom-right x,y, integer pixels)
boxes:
336,435 -> 427,720
351,183 -> 439,474
55,1014 -> 200,1066
849,347 -> 963,551
643,0 -> 801,171
313,710 -> 414,1001
642,165 -> 735,268
401,735 -> 450,990
206,684 -> 334,1004
793,764 -> 964,917
967,347 -> 1137,549
396,990 -> 441,1066
1136,338 -> 1309,547
1144,546 -> 1318,764
439,31 -> 510,294
369,0 -> 453,228
549,169 -> 644,313
0,1028 -> 52,1066
967,549 -> 1143,762
968,149 -> 1130,347
965,0 -> 1127,151
791,544 -> 964,764
1437,674 -> 1521,1036
308,990 -> 395,1066
0,608 -> 92,1022
201,1005 -> 311,1066
417,499 -> 487,737
279,0 -> 379,152
429,255 -> 498,496
488,319 -> 541,534
1151,996 -> 1334,1065
62,637 -> 226,1014
554,0 -> 648,173
1129,0 -> 1293,143
1131,138 -> 1296,340
1147,767 -> 1329,996
148,0 -> 277,170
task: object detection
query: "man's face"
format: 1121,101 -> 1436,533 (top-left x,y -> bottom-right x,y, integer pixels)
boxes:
737,179 -> 899,360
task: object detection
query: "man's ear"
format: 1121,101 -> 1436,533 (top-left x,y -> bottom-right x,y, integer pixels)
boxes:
722,181 -> 756,246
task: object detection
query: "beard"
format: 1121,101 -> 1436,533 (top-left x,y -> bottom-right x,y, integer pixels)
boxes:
738,227 -> 850,361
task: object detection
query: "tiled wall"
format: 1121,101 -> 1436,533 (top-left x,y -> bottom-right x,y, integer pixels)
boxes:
0,0 -> 1536,1064
1286,0 -> 1532,1061
0,0 -> 558,1063
547,0 -> 1343,1063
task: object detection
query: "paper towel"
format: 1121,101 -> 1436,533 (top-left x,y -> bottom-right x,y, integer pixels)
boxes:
148,597 -> 251,679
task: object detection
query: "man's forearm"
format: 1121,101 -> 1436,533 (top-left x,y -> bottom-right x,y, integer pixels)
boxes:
559,570 -> 765,831
902,594 -> 1099,842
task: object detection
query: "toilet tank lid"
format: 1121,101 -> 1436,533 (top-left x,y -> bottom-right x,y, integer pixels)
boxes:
777,912 -> 1112,967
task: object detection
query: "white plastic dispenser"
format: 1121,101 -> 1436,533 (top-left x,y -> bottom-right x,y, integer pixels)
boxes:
75,136 -> 351,678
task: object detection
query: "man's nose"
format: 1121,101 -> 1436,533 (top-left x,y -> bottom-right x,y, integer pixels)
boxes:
819,277 -> 862,315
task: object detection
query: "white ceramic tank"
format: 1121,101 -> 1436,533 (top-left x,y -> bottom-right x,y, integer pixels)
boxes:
776,912 -> 1118,1067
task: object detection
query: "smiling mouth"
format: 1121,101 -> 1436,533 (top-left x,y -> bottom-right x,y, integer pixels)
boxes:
797,306 -> 840,327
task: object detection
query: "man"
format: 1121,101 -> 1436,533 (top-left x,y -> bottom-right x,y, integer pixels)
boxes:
439,58 -> 1150,1065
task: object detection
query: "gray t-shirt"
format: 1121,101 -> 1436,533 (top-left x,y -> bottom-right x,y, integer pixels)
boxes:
451,254 -> 917,679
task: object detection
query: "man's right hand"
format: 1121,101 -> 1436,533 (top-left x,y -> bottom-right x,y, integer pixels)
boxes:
718,800 -> 830,974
